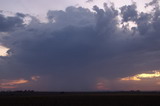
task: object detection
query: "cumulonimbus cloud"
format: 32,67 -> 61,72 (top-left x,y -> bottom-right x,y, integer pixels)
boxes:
0,0 -> 160,91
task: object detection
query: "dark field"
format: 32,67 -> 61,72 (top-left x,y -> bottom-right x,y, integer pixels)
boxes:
1,91 -> 160,106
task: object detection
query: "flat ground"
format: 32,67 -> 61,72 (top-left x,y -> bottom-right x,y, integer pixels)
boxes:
0,92 -> 160,106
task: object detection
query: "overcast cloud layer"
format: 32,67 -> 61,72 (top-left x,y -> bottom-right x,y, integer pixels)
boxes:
0,0 -> 160,91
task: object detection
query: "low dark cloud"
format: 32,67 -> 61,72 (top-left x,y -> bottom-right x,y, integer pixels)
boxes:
0,0 -> 160,91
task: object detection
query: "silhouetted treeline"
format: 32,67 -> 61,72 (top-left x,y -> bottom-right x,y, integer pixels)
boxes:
1,90 -> 160,96
0,91 -> 160,106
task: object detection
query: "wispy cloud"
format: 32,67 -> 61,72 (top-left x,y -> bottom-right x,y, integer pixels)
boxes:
86,0 -> 94,3
31,76 -> 40,81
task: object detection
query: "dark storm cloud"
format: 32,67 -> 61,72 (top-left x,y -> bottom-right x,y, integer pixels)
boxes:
47,6 -> 95,27
93,3 -> 118,37
1,0 -> 160,91
120,3 -> 138,22
145,0 -> 159,7
135,12 -> 152,35
0,13 -> 25,32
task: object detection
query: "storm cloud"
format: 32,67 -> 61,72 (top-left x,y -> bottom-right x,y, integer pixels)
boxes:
0,13 -> 25,32
0,0 -> 160,91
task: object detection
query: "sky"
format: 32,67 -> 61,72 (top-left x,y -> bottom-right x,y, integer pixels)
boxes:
1,0 -> 160,91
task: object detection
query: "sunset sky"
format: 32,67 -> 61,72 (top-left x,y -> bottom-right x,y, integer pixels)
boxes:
0,0 -> 160,91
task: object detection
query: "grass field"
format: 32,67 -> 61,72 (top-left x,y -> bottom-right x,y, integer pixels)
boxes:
0,91 -> 160,106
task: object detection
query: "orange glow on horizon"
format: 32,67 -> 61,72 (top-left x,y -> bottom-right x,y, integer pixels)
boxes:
121,76 -> 141,81
0,86 -> 16,89
121,71 -> 160,81
1,79 -> 28,86
0,79 -> 29,89
96,78 -> 109,90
